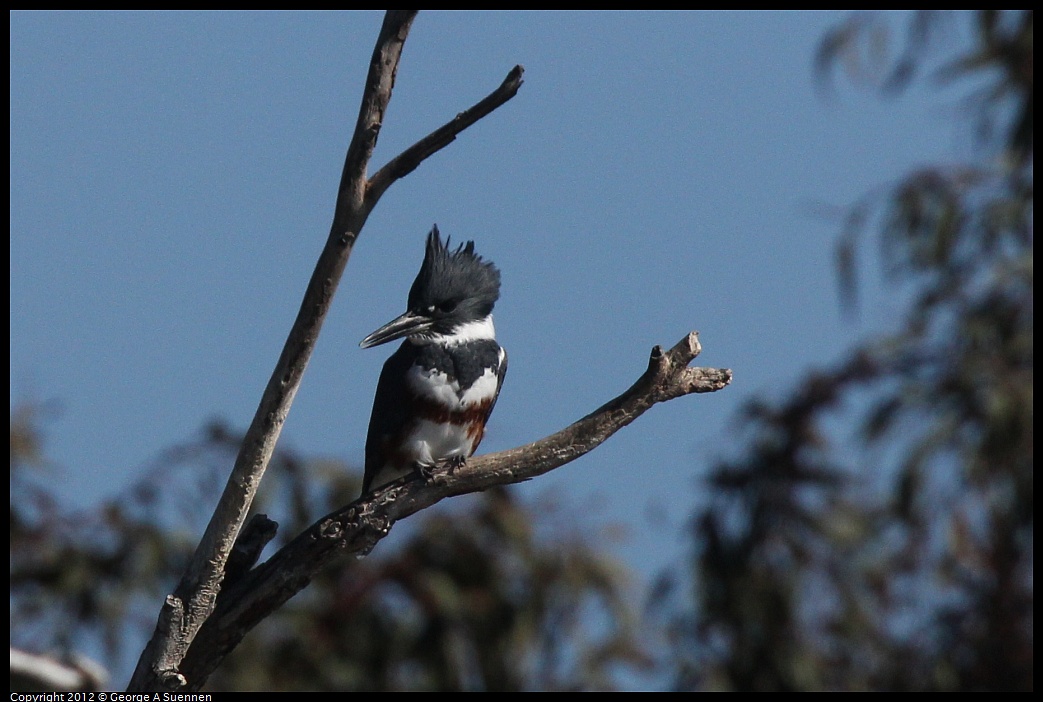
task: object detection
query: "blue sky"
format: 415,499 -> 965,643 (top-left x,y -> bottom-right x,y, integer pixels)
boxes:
11,9 -> 958,678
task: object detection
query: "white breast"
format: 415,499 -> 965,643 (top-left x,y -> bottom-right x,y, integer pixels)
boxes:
401,419 -> 474,467
406,362 -> 501,410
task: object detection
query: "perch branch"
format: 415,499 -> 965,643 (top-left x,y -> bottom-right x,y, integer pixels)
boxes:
172,332 -> 731,689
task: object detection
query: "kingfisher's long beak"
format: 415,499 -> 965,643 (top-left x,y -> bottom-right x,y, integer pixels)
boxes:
359,311 -> 435,349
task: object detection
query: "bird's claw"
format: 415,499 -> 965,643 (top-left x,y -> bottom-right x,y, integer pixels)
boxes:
444,455 -> 467,473
414,462 -> 435,482
415,456 -> 466,485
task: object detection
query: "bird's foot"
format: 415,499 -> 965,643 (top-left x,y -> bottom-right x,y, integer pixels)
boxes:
414,462 -> 436,483
443,454 -> 467,475
442,454 -> 467,475
415,456 -> 466,485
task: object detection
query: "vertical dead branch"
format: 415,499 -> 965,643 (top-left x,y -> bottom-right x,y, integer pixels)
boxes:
128,11 -> 524,691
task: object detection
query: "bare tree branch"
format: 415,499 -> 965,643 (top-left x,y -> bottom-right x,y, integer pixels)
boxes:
173,332 -> 731,689
127,9 -> 727,692
128,11 -> 525,691
367,64 -> 525,205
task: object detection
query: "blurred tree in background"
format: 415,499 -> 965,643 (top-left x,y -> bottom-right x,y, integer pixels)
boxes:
10,10 -> 1032,692
662,10 -> 1032,691
11,414 -> 648,691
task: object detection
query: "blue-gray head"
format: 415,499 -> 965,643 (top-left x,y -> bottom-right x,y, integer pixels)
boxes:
359,226 -> 501,348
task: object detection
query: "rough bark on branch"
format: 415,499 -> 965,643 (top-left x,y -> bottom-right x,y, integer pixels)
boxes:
173,332 -> 731,689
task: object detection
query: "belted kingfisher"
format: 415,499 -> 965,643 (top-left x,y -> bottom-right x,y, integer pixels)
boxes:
359,226 -> 507,494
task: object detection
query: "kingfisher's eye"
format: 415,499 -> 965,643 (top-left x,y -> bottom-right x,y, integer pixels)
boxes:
436,299 -> 459,314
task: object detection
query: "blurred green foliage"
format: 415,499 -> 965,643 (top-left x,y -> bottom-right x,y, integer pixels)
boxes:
664,10 -> 1032,691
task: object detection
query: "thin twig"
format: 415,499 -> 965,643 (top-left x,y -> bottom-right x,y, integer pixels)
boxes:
367,64 -> 525,205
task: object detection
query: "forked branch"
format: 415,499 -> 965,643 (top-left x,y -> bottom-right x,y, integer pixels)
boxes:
128,10 -> 731,694
128,11 -> 525,692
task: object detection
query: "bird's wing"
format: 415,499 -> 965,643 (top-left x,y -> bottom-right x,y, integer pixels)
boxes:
487,346 -> 508,419
362,343 -> 414,494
